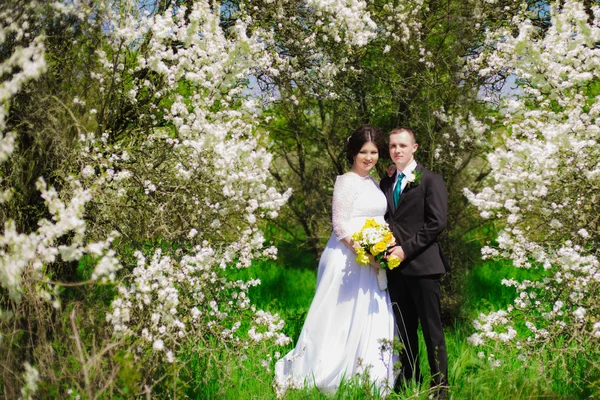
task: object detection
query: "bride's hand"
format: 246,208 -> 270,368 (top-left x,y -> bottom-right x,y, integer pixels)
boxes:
342,237 -> 358,253
368,254 -> 380,269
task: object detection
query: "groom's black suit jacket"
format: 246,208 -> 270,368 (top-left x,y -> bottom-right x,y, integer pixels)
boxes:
380,164 -> 449,276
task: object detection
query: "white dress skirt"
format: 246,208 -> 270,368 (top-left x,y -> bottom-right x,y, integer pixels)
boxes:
274,173 -> 397,396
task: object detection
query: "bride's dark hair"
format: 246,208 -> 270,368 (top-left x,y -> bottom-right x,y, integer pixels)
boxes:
345,125 -> 384,164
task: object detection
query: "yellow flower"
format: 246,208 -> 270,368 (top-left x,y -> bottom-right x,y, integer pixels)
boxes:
356,253 -> 370,265
387,254 -> 401,270
363,218 -> 377,229
384,233 -> 394,245
370,241 -> 387,255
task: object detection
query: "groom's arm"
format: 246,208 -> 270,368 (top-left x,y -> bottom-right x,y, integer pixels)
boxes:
401,172 -> 448,260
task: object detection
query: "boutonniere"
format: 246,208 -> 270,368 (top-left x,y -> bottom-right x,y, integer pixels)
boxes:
404,170 -> 422,188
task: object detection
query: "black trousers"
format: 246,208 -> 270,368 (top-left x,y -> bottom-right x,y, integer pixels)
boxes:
388,274 -> 448,388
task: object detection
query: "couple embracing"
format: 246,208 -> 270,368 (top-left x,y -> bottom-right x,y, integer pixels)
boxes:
274,125 -> 449,398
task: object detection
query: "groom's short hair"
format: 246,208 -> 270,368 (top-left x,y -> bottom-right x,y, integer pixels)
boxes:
389,127 -> 417,144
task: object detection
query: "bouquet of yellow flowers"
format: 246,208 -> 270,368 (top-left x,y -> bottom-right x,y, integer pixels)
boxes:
351,219 -> 402,290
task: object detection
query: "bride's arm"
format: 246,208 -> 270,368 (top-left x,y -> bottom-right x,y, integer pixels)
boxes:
332,175 -> 356,249
332,176 -> 381,268
340,236 -> 356,252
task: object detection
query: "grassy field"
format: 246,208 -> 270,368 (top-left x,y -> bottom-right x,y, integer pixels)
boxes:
188,259 -> 595,399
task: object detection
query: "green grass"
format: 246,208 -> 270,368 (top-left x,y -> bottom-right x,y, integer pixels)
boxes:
184,256 -> 595,399
229,260 -> 317,341
463,259 -> 545,314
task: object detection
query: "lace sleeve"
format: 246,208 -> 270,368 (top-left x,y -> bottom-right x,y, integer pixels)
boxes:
332,175 -> 356,241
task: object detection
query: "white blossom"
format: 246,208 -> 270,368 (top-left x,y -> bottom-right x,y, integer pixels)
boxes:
152,339 -> 164,351
465,0 -> 600,360
20,363 -> 39,400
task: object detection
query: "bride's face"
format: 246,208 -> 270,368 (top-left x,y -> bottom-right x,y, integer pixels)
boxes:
353,141 -> 379,175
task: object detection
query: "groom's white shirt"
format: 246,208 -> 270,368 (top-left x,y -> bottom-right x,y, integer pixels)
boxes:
393,159 -> 417,194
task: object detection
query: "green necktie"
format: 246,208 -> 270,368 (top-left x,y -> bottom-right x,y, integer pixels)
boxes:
394,172 -> 404,208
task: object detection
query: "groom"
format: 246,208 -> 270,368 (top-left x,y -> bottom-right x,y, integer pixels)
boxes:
381,127 -> 449,396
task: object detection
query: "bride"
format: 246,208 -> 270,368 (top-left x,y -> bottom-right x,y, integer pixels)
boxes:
274,125 -> 397,396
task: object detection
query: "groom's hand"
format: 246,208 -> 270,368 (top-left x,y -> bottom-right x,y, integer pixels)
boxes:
387,246 -> 405,261
386,163 -> 396,177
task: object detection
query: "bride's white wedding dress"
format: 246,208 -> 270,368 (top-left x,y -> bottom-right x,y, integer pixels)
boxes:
274,172 -> 397,396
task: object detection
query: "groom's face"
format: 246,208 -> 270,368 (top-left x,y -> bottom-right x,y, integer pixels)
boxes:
389,131 -> 418,170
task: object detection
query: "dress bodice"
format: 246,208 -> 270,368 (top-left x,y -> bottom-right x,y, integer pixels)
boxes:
332,172 -> 387,241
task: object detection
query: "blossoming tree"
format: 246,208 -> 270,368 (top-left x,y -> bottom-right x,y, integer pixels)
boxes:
1,0 -> 293,397
464,0 -> 600,382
